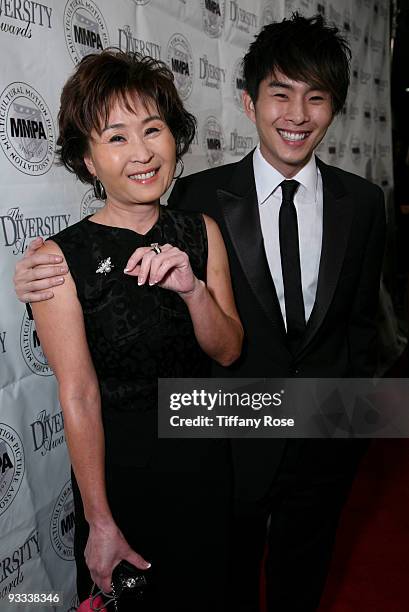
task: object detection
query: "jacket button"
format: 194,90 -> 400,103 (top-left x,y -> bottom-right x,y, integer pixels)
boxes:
290,366 -> 299,376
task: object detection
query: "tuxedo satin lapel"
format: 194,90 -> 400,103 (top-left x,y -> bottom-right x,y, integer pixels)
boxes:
217,154 -> 285,332
297,159 -> 354,356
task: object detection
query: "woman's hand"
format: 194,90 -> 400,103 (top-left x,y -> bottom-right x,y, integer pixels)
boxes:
13,237 -> 68,303
124,243 -> 200,296
85,520 -> 151,593
123,215 -> 243,366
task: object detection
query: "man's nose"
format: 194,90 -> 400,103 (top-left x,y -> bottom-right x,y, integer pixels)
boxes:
284,98 -> 309,124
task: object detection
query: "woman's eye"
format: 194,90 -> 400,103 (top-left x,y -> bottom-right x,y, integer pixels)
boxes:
109,134 -> 125,143
145,127 -> 160,136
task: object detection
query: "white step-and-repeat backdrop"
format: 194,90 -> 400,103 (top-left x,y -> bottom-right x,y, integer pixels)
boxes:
0,1 -> 397,610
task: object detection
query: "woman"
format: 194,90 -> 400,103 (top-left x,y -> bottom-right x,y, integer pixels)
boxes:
31,50 -> 243,611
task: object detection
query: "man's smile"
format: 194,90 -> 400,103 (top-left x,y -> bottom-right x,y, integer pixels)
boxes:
277,129 -> 311,143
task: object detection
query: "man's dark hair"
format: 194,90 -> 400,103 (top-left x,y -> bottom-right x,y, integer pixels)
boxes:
57,49 -> 196,184
243,12 -> 351,114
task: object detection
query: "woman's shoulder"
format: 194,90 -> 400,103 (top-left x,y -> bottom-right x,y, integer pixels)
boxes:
47,217 -> 90,247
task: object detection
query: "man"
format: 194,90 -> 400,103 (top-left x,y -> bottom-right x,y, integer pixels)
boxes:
14,14 -> 385,612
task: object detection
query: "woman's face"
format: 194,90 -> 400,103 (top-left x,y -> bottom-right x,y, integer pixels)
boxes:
84,95 -> 176,209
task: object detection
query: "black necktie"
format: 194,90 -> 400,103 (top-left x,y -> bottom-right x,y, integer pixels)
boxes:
279,180 -> 306,353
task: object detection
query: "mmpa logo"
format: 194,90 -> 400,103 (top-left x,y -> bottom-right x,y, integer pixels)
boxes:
231,58 -> 245,111
0,82 -> 55,175
203,116 -> 225,167
64,0 -> 110,65
201,0 -> 225,38
316,0 -> 327,18
351,137 -> 361,164
262,2 -> 279,26
377,106 -> 388,131
326,135 -> 337,163
0,424 -> 25,518
20,309 -> 53,376
50,480 -> 75,561
80,187 -> 105,219
167,33 -> 194,100
363,101 -> 372,128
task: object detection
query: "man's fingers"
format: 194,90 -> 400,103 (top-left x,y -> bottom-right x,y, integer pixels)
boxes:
25,237 -> 45,255
24,238 -> 63,263
15,276 -> 64,302
30,253 -> 64,266
16,253 -> 64,274
21,290 -> 55,303
26,276 -> 65,291
30,265 -> 68,281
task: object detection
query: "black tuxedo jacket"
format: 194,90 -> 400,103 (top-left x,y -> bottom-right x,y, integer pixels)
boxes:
168,152 -> 386,497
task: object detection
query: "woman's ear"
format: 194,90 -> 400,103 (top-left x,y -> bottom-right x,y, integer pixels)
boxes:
83,153 -> 96,177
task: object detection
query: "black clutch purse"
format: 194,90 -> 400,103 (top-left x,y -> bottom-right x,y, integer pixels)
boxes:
90,560 -> 150,611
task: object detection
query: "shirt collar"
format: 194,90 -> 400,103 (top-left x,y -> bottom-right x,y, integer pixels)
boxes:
253,145 -> 318,205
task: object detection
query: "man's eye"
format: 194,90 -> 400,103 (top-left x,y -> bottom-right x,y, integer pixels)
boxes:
310,96 -> 324,101
274,93 -> 288,98
145,127 -> 160,135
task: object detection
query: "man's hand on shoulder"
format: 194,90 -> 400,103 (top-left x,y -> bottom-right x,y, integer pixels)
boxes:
13,237 -> 68,303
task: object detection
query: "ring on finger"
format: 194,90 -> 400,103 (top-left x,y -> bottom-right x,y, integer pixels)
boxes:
150,243 -> 161,255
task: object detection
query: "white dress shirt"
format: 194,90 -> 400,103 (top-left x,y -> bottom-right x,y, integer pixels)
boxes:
253,146 -> 323,326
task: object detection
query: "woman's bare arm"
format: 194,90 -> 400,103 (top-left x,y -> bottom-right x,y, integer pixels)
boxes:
179,215 -> 243,366
32,240 -> 150,592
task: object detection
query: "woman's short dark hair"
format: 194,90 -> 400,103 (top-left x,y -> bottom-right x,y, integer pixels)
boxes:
243,13 -> 351,115
57,49 -> 196,184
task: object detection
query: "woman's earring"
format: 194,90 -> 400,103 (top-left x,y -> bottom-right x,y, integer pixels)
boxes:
173,158 -> 184,180
93,176 -> 107,200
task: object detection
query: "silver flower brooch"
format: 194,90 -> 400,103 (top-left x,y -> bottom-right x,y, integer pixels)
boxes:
96,257 -> 114,275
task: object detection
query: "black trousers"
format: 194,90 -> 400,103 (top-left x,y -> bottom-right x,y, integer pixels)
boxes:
229,439 -> 370,612
73,439 -> 233,611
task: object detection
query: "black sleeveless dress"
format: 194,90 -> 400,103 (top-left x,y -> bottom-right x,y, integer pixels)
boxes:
51,207 -> 232,611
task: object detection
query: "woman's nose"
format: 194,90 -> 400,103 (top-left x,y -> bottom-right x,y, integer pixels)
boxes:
130,139 -> 154,164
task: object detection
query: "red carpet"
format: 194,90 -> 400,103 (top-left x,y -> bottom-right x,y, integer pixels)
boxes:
318,440 -> 409,612
259,440 -> 409,611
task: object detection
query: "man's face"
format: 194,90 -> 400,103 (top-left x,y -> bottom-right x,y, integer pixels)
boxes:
243,70 -> 333,177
